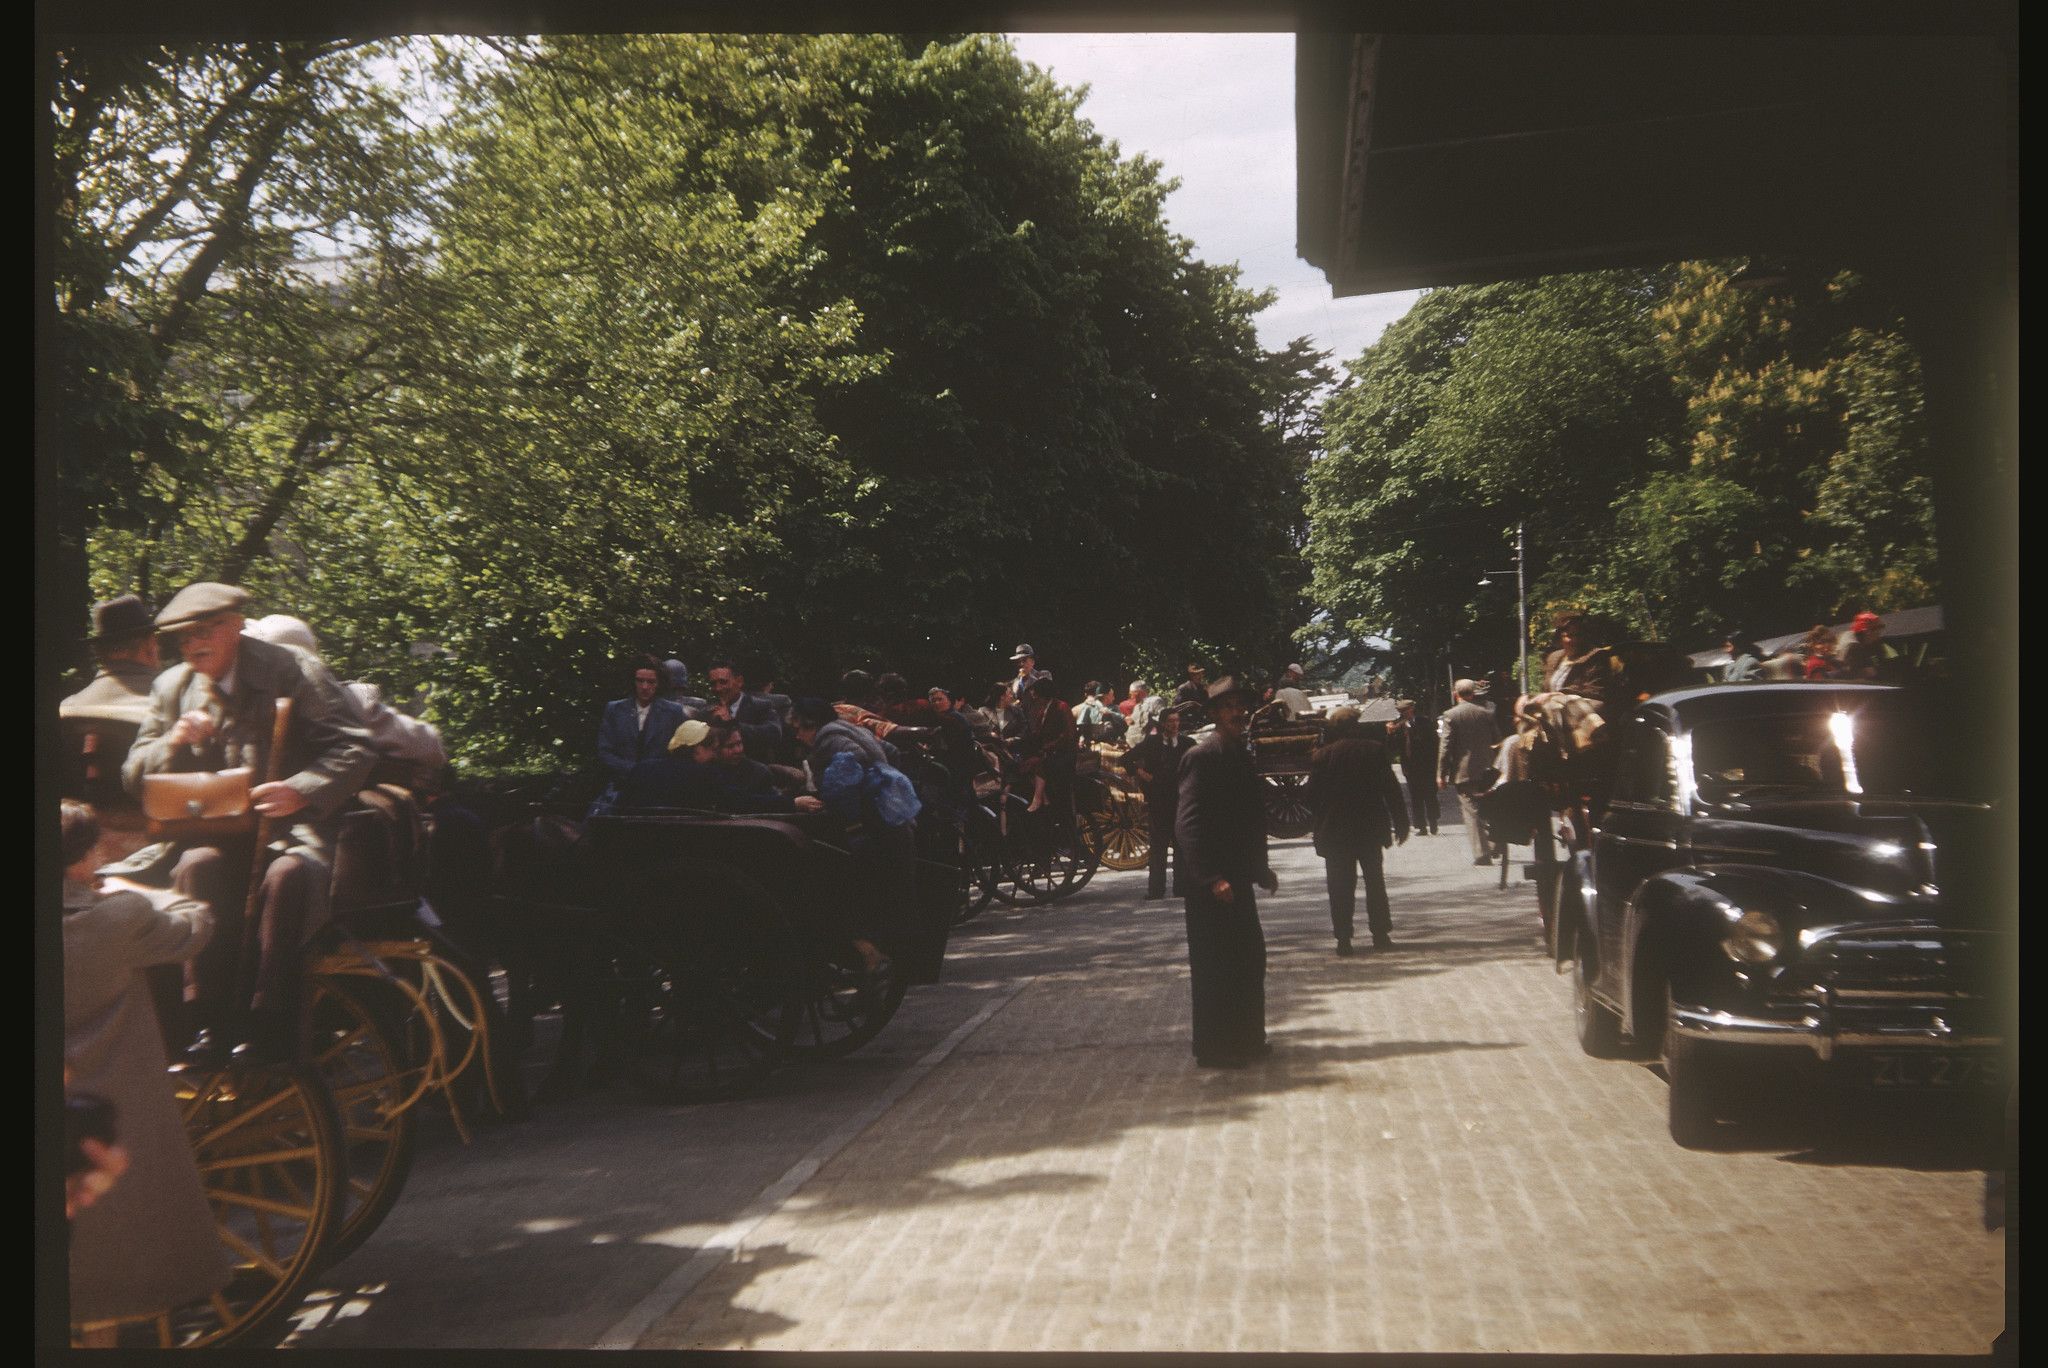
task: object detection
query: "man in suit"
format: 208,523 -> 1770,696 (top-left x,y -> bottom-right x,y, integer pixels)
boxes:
61,595 -> 163,810
1176,676 -> 1278,1068
120,582 -> 376,1060
1438,678 -> 1503,866
1306,706 -> 1410,953
1387,698 -> 1440,835
1121,701 -> 1196,898
703,657 -> 787,761
598,656 -> 687,780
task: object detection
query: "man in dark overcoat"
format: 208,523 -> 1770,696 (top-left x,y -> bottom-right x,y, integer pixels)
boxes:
1121,702 -> 1195,899
1388,698 -> 1440,835
1306,706 -> 1411,954
1175,676 -> 1277,1068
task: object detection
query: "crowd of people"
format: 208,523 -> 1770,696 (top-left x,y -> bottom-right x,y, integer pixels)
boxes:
52,579 -> 1917,1333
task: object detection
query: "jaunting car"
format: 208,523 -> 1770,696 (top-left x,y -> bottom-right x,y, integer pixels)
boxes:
1554,683 -> 2010,1147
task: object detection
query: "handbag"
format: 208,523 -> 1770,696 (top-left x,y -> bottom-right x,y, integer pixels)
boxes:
141,766 -> 259,841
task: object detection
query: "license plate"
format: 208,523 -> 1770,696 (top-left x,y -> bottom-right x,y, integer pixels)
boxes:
1863,1052 -> 2003,1089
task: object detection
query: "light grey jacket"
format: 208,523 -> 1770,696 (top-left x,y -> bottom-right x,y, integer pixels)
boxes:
64,880 -> 232,1321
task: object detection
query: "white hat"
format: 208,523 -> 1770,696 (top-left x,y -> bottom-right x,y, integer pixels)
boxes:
246,613 -> 321,657
667,718 -> 712,752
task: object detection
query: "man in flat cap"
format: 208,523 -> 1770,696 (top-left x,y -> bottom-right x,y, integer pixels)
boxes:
60,595 -> 163,810
1175,675 -> 1278,1067
120,581 -> 375,1060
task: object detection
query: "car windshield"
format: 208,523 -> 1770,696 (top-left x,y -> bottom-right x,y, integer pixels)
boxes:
1687,698 -> 1964,802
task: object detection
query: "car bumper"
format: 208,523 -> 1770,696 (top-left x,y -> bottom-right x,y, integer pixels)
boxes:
1669,999 -> 2001,1061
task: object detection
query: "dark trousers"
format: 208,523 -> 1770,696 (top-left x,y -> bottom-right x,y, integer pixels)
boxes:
1407,773 -> 1439,832
1145,794 -> 1179,897
1323,846 -> 1392,942
173,843 -> 318,1020
1182,884 -> 1265,1061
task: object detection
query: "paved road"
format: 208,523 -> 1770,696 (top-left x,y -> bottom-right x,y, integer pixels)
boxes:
286,818 -> 2008,1353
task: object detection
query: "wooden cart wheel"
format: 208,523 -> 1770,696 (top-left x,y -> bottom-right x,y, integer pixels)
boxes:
1262,773 -> 1316,839
1093,791 -> 1152,871
789,956 -> 911,1059
303,976 -> 418,1268
75,1062 -> 346,1348
606,861 -> 800,1104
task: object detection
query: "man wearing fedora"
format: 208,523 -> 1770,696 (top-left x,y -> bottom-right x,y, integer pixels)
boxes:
1305,705 -> 1410,954
120,581 -> 375,1062
1175,675 -> 1278,1067
61,596 -> 163,809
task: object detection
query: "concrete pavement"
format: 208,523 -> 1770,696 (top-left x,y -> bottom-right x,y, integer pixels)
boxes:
291,816 -> 2008,1353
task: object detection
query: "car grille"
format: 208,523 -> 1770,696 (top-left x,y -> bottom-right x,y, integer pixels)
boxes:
1794,927 -> 1994,1002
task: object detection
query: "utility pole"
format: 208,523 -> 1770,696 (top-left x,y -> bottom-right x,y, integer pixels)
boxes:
1516,521 -> 1530,695
1479,522 -> 1532,694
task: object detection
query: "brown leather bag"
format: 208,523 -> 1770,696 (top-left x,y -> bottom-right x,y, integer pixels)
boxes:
141,767 -> 258,841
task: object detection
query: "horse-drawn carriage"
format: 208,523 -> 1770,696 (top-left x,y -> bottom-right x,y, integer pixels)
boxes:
64,734 -> 522,1349
486,754 -> 962,1100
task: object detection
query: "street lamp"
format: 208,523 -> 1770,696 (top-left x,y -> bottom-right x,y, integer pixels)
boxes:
1476,521 -> 1531,695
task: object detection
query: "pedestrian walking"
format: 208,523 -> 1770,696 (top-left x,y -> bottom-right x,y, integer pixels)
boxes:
1175,675 -> 1277,1068
1438,678 -> 1503,866
1388,698 -> 1440,835
1305,706 -> 1410,953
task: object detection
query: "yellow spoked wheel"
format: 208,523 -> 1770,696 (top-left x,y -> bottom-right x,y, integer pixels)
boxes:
74,1062 -> 344,1348
304,977 -> 418,1267
1092,792 -> 1152,871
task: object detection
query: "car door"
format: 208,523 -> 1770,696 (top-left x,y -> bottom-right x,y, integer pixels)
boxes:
1592,718 -> 1685,999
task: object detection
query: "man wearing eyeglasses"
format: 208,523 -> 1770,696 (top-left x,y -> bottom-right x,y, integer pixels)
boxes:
120,581 -> 374,1063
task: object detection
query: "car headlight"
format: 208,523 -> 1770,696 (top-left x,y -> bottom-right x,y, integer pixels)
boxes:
1723,908 -> 1782,963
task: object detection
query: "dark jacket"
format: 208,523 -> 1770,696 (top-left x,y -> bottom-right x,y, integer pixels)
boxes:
597,696 -> 686,778
1391,715 -> 1439,782
618,755 -> 796,813
1122,730 -> 1194,805
1305,735 -> 1410,858
714,690 -> 786,761
1175,733 -> 1270,888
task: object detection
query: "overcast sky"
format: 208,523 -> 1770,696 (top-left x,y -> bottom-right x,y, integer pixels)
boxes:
1007,33 -> 1420,371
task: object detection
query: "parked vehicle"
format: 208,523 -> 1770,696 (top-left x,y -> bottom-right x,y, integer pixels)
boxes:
1554,683 -> 2009,1147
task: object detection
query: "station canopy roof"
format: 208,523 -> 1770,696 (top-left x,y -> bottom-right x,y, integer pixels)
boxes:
1295,28 -> 2010,297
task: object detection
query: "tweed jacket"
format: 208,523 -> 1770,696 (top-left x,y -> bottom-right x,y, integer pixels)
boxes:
122,634 -> 375,828
1437,700 -> 1503,788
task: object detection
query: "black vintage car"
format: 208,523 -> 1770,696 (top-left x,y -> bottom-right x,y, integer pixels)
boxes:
1556,683 -> 2010,1146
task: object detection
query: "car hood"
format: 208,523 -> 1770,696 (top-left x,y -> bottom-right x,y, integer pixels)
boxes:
1689,796 -> 1999,925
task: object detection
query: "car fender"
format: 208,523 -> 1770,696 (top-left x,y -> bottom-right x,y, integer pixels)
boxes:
1620,864 -> 1864,1039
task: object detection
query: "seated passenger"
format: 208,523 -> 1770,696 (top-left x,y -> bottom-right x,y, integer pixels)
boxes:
598,656 -> 687,781
60,595 -> 162,811
118,582 -> 375,1062
620,718 -> 825,814
702,657 -> 787,761
243,615 -> 447,787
